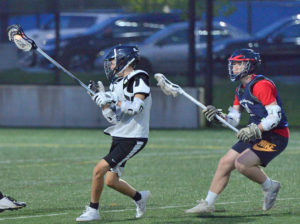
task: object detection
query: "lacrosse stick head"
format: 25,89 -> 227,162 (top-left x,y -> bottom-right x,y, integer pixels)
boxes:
7,24 -> 37,52
154,73 -> 182,97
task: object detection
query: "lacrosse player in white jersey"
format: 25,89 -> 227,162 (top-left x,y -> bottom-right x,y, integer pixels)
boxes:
76,45 -> 152,222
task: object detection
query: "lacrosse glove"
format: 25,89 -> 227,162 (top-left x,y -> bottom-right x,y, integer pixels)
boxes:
203,105 -> 225,122
87,80 -> 105,96
236,123 -> 262,143
92,91 -> 118,107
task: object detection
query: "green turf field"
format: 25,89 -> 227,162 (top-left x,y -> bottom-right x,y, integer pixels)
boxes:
0,128 -> 299,224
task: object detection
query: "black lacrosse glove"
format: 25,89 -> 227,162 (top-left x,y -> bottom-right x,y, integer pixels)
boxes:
88,80 -> 100,95
203,105 -> 226,123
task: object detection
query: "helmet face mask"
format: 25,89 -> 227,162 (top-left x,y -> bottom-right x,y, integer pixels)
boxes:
228,48 -> 261,82
104,45 -> 139,83
228,60 -> 252,82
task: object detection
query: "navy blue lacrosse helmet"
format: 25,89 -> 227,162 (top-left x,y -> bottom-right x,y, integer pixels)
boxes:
104,45 -> 140,83
228,48 -> 261,82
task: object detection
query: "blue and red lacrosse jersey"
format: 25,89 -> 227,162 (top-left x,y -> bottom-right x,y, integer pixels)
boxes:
233,74 -> 289,138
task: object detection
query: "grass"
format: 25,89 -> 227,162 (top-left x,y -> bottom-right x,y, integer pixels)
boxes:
0,128 -> 299,223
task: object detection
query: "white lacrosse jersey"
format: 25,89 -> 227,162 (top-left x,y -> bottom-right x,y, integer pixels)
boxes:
104,70 -> 152,138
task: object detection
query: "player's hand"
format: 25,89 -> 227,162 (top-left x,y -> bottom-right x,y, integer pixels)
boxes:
92,92 -> 106,107
92,91 -> 118,107
203,105 -> 221,122
88,80 -> 105,96
103,91 -> 118,104
237,123 -> 262,142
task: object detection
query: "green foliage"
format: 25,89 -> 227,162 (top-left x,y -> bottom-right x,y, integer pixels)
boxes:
116,0 -> 236,18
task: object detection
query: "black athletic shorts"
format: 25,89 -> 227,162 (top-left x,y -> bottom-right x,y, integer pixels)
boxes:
103,137 -> 147,169
232,131 -> 288,167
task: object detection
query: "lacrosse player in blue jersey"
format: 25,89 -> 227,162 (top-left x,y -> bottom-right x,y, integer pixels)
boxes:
186,49 -> 289,214
0,191 -> 26,212
76,45 -> 152,222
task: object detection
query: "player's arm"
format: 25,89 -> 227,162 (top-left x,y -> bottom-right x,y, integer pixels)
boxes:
225,105 -> 241,127
223,94 -> 242,127
101,104 -> 117,124
253,80 -> 281,132
117,74 -> 149,116
257,100 -> 281,132
236,81 -> 280,142
117,93 -> 146,116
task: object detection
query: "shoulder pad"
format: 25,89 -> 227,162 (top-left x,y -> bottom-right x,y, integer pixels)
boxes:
126,70 -> 149,80
249,75 -> 276,103
251,75 -> 275,89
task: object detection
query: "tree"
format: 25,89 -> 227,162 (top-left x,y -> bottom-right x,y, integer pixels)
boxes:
117,0 -> 236,18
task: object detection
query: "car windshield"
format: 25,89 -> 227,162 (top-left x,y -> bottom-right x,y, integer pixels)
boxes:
43,15 -> 97,29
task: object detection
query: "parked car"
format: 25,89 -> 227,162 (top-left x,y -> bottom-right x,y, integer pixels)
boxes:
38,13 -> 182,71
210,14 -> 300,76
19,12 -> 119,67
94,21 -> 250,76
26,12 -> 119,47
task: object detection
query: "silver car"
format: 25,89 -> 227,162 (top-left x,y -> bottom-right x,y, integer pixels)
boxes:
95,21 -> 250,76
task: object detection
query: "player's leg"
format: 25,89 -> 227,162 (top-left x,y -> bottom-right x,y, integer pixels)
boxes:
91,159 -> 111,204
209,149 -> 240,194
76,159 -> 110,222
104,137 -> 149,218
235,149 -> 281,211
235,132 -> 288,211
105,171 -> 150,218
0,191 -> 26,212
235,149 -> 266,183
105,171 -> 136,197
186,149 -> 239,213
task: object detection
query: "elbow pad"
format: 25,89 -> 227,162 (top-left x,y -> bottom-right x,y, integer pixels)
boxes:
226,106 -> 241,127
102,108 -> 117,124
261,105 -> 282,131
120,97 -> 144,116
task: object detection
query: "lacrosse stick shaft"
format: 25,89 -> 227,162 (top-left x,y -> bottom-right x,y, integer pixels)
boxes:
180,91 -> 239,133
36,48 -> 95,95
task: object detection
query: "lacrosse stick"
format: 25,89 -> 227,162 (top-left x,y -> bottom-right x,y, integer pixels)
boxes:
7,24 -> 95,96
154,73 -> 239,133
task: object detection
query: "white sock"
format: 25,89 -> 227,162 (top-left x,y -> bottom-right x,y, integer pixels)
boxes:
261,177 -> 272,191
205,190 -> 218,206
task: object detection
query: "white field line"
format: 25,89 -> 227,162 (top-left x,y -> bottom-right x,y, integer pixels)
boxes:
0,146 -> 300,165
102,197 -> 300,213
0,197 -> 299,221
0,212 -> 68,221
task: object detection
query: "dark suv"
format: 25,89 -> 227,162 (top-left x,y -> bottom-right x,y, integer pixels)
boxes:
211,14 -> 300,76
39,13 -> 182,71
